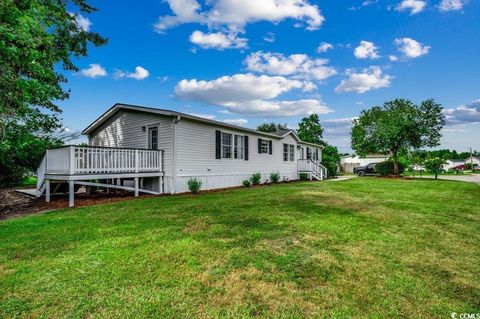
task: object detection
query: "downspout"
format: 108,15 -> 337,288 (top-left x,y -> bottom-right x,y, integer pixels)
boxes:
171,115 -> 181,194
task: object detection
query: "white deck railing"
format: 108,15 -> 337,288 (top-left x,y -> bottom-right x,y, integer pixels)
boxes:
297,159 -> 327,180
44,145 -> 163,175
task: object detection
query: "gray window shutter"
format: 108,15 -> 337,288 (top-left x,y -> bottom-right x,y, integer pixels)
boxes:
269,140 -> 272,154
215,130 -> 221,159
316,149 -> 319,161
306,147 -> 310,159
258,138 -> 262,153
244,136 -> 249,160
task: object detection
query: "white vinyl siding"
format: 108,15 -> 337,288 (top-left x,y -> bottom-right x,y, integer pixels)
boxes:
174,120 -> 307,192
87,109 -> 174,189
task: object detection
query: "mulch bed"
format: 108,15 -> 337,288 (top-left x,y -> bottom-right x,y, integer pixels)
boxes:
0,188 -> 153,221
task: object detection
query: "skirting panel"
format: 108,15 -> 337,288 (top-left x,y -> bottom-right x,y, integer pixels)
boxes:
174,172 -> 299,194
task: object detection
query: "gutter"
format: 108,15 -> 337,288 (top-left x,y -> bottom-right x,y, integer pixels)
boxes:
171,115 -> 180,194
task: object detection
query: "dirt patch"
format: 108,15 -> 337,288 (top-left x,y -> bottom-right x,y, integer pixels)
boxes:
197,266 -> 315,316
0,188 -> 154,221
183,216 -> 211,234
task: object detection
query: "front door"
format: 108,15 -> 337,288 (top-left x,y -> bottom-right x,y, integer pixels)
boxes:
298,147 -> 304,160
147,126 -> 158,150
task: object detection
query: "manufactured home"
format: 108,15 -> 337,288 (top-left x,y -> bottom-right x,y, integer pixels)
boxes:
36,103 -> 327,207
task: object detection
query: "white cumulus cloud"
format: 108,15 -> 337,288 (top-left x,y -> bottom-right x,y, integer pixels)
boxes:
69,12 -> 92,32
154,0 -> 206,32
394,37 -> 430,58
263,32 -> 276,43
155,0 -> 324,33
317,42 -> 333,53
115,66 -> 150,80
189,30 -> 247,49
389,55 -> 399,62
188,113 -> 216,120
223,118 -> 248,126
244,51 -> 336,81
439,0 -> 466,11
354,41 -> 380,59
396,0 -> 427,14
335,66 -> 392,94
80,64 -> 107,78
175,73 -> 332,116
444,100 -> 480,124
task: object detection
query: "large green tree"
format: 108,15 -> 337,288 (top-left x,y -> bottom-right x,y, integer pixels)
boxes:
0,0 -> 107,185
296,114 -> 324,144
351,99 -> 445,175
256,122 -> 289,133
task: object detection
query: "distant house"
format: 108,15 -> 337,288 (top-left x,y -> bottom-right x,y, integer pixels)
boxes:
444,159 -> 465,171
464,156 -> 480,167
339,154 -> 387,173
35,103 -> 326,207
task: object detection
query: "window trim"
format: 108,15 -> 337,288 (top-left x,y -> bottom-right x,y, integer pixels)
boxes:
283,143 -> 295,162
146,124 -> 159,150
221,132 -> 233,159
218,131 -> 246,160
234,134 -> 245,159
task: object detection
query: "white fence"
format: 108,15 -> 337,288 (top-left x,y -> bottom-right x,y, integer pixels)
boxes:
44,146 -> 163,175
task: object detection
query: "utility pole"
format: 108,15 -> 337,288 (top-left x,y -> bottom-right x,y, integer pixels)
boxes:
470,147 -> 474,172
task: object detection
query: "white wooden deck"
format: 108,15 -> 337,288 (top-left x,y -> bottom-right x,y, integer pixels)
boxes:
36,145 -> 164,207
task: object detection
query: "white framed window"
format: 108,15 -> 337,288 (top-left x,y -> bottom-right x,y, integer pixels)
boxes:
283,143 -> 295,162
234,135 -> 244,159
221,132 -> 232,158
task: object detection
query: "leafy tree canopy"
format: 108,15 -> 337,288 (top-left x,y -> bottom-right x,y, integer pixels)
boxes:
351,99 -> 445,175
256,122 -> 289,133
424,157 -> 447,179
297,114 -> 324,144
0,0 -> 107,186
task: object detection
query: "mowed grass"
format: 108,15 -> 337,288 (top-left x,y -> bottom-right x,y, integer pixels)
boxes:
0,179 -> 479,318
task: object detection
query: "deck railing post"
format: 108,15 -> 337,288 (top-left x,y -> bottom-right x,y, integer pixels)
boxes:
45,179 -> 50,203
69,181 -> 75,207
69,146 -> 75,175
134,177 -> 139,197
135,149 -> 139,173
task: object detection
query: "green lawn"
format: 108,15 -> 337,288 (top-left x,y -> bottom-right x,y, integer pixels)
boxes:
1,179 -> 479,318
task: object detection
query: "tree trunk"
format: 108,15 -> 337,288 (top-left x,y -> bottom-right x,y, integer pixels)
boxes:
393,152 -> 399,176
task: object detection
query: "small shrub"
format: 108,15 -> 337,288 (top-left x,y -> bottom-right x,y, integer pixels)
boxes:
375,161 -> 405,176
242,179 -> 251,188
187,178 -> 202,194
250,172 -> 261,185
299,172 -> 309,181
270,172 -> 280,183
321,161 -> 337,178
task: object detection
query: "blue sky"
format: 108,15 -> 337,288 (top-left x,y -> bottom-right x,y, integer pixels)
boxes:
63,0 -> 480,153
